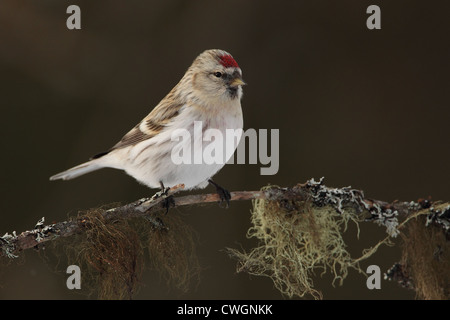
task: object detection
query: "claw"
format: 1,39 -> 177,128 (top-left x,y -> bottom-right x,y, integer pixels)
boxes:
161,195 -> 175,214
208,179 -> 231,208
155,181 -> 175,214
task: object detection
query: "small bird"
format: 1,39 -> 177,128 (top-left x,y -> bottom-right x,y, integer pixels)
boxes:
50,49 -> 245,206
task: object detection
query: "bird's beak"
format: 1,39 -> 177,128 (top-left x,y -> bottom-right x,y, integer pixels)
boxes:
230,77 -> 246,87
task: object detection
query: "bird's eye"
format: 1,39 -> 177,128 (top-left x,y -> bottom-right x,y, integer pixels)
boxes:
214,72 -> 222,78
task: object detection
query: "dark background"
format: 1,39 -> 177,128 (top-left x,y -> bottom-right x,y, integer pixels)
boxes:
0,0 -> 448,299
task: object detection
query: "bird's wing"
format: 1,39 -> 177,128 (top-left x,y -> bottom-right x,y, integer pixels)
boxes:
90,99 -> 184,159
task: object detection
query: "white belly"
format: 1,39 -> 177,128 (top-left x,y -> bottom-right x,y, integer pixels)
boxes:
107,105 -> 243,190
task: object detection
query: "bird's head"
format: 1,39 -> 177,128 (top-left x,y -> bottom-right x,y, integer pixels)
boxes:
187,49 -> 245,103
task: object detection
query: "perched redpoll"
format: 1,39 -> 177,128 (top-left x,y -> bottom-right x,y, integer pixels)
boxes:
50,49 -> 245,206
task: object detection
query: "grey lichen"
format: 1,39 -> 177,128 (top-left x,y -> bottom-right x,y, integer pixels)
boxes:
426,205 -> 450,233
304,177 -> 402,237
305,177 -> 368,214
368,205 -> 400,237
32,217 -> 58,243
0,217 -> 59,259
0,232 -> 18,259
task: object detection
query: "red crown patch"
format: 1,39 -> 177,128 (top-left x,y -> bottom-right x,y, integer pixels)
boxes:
219,54 -> 239,68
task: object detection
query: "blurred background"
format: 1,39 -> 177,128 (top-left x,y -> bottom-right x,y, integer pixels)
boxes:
0,0 -> 448,299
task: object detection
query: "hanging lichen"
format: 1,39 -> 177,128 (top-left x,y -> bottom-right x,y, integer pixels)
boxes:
227,185 -> 364,300
147,212 -> 200,293
400,210 -> 450,300
62,205 -> 199,299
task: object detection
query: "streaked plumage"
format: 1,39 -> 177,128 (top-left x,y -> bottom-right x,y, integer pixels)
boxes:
50,49 -> 245,191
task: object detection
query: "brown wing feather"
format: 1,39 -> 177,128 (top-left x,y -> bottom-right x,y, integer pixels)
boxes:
91,99 -> 184,159
111,125 -> 153,150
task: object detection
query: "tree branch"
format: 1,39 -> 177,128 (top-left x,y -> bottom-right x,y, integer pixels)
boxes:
1,178 -> 449,259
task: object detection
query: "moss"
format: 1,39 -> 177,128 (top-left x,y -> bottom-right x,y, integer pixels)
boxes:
401,213 -> 450,300
227,186 -> 363,299
67,207 -> 144,299
63,205 -> 199,299
147,213 -> 200,293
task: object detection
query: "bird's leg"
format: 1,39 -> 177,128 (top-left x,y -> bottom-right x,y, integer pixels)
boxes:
208,179 -> 231,208
151,182 -> 169,199
159,181 -> 170,196
158,181 -> 175,214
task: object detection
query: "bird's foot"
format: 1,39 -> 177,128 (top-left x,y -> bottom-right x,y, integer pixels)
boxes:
208,179 -> 231,208
161,195 -> 175,214
153,181 -> 175,214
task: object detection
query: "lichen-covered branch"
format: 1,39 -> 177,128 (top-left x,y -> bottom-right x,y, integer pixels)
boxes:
1,178 -> 449,260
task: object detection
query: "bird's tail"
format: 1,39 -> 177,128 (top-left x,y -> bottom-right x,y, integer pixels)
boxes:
49,160 -> 103,181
